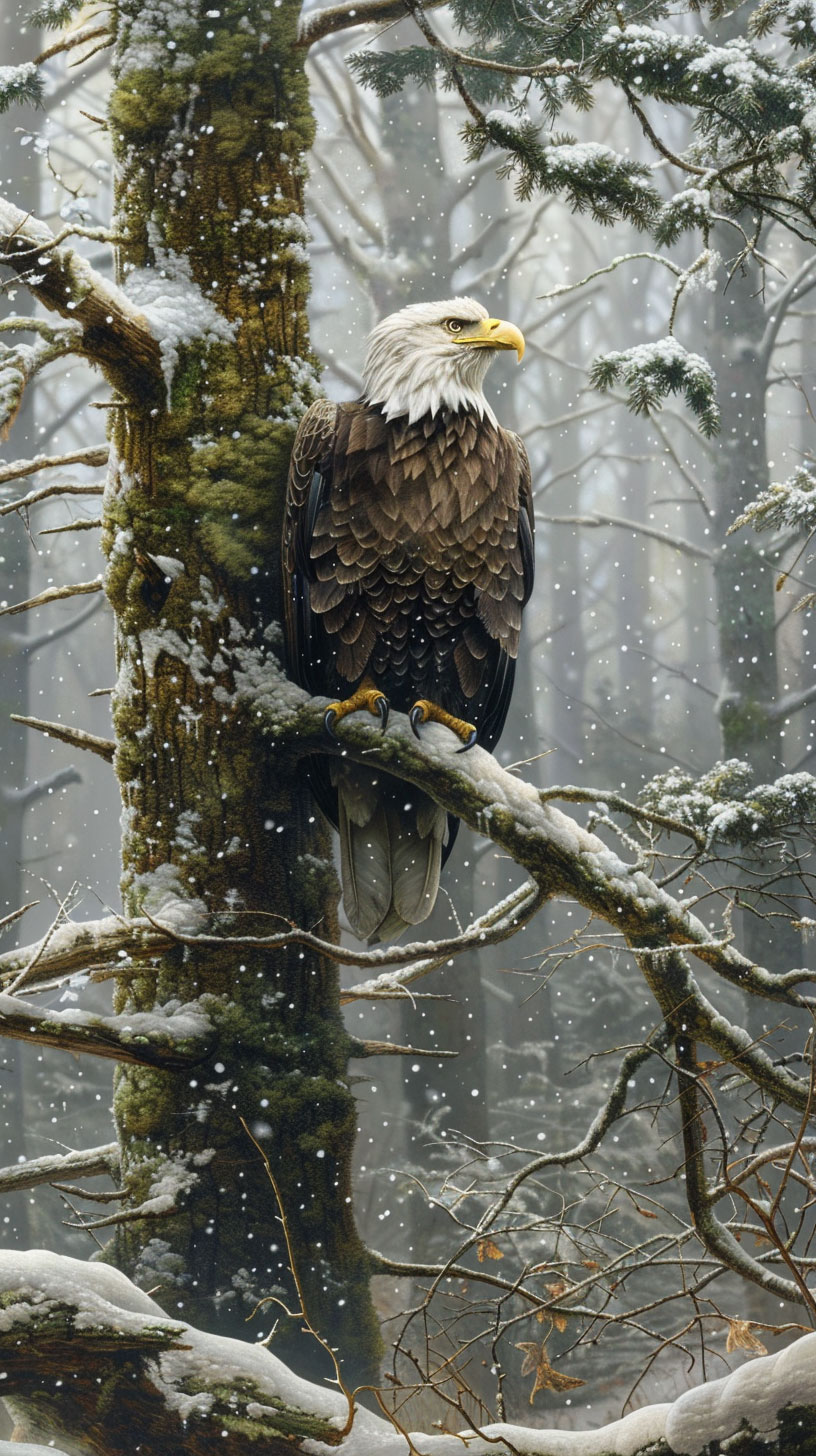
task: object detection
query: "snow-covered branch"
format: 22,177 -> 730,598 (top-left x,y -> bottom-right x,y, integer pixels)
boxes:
10,713 -> 115,762
0,1143 -> 118,1194
260,686 -> 813,1111
0,1250 -> 812,1456
0,199 -> 161,399
0,914 -> 173,990
0,445 -> 108,497
0,577 -> 103,618
0,990 -> 211,1067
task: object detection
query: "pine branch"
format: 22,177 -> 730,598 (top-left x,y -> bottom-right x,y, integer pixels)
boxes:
11,714 -> 115,762
0,198 -> 162,400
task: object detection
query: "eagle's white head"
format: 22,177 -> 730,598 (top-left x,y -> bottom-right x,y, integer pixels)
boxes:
362,297 -> 525,426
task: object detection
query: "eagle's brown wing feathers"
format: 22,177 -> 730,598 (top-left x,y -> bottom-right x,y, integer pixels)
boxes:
283,400 -> 534,941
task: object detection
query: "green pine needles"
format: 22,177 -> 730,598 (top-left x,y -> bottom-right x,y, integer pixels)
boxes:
590,339 -> 720,436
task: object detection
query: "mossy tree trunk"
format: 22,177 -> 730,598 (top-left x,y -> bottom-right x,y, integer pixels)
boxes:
100,0 -> 381,1384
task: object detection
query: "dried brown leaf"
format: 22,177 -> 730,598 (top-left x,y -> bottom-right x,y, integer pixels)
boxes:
477,1237 -> 503,1262
725,1318 -> 768,1355
515,1341 -> 586,1402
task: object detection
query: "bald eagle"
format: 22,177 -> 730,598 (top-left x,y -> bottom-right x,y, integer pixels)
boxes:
283,298 -> 534,941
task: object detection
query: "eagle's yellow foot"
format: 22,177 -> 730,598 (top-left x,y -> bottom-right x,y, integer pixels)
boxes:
409,699 -> 477,753
325,678 -> 389,742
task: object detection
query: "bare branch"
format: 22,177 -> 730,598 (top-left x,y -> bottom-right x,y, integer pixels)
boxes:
350,1039 -> 457,1058
0,767 -> 81,809
143,880 -> 544,994
34,21 -> 110,63
0,445 -> 107,496
675,1036 -> 810,1306
11,714 -> 115,762
39,517 -> 102,534
0,578 -> 103,618
297,0 -> 443,47
0,903 -> 38,937
540,512 -> 713,562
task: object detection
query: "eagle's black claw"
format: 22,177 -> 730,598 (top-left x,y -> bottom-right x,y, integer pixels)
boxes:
324,708 -> 340,742
376,696 -> 389,732
409,705 -> 425,740
455,728 -> 478,754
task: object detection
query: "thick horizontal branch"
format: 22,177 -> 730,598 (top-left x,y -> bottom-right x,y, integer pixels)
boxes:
258,685 -> 812,1109
0,992 -> 212,1068
0,199 -> 161,400
0,1250 -> 813,1456
11,714 -> 116,762
0,1143 -> 118,1194
0,915 -> 172,989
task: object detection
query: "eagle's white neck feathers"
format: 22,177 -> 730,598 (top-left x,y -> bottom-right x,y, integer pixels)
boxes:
362,297 -> 498,426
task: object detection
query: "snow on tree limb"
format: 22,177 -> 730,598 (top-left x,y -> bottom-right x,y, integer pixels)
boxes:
0,1143 -> 118,1194
0,914 -> 172,988
10,713 -> 115,762
0,198 -> 161,399
0,445 -> 107,494
0,578 -> 103,617
0,1249 -> 812,1456
253,685 -> 813,1111
0,989 -> 211,1067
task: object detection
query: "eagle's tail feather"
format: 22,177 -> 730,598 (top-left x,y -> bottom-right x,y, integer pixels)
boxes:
337,772 -> 393,942
334,765 -> 446,942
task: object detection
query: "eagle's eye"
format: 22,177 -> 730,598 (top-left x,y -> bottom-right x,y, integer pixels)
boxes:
443,318 -> 470,335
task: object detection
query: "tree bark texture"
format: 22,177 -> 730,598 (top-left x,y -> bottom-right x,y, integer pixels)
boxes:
97,0 -> 381,1384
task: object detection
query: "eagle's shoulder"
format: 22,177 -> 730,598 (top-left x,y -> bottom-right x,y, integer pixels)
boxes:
289,397 -> 338,487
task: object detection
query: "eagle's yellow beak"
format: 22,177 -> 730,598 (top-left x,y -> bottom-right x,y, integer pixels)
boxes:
457,318 -> 525,362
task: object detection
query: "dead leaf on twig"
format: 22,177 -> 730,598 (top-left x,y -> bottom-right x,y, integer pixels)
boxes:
725,1319 -> 768,1355
515,1341 -> 586,1402
477,1237 -> 503,1262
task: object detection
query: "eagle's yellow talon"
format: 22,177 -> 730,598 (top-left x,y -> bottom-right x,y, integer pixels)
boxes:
409,699 -> 477,750
324,678 -> 389,742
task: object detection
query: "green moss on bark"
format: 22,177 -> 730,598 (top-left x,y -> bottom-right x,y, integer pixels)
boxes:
101,0 -> 382,1387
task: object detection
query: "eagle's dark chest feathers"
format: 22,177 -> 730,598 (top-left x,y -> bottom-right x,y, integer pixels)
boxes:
307,404 -> 526,707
